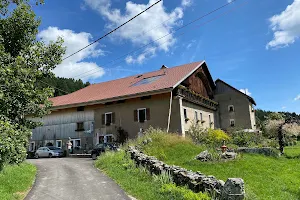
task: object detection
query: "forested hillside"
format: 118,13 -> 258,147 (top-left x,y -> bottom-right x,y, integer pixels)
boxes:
40,77 -> 90,97
256,109 -> 300,123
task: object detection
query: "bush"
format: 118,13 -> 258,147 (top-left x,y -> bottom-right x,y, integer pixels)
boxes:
228,130 -> 263,147
187,123 -> 229,147
0,116 -> 31,170
160,183 -> 210,200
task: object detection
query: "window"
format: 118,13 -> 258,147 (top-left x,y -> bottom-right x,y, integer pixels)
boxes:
230,119 -> 235,127
228,105 -> 234,112
117,100 -> 126,104
209,115 -> 212,128
74,139 -> 81,147
184,109 -> 187,119
76,122 -> 84,131
77,106 -> 85,111
56,140 -> 62,148
138,108 -> 146,123
141,95 -> 151,100
102,112 -> 115,126
195,111 -> 198,121
105,112 -> 112,125
131,75 -> 163,87
134,108 -> 150,123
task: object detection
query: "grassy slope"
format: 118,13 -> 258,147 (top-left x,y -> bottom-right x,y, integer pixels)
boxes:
95,151 -> 209,200
96,151 -> 167,200
285,144 -> 300,158
0,163 -> 36,200
141,133 -> 300,200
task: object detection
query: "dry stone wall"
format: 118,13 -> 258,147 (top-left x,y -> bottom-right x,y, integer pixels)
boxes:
237,147 -> 278,157
128,146 -> 245,200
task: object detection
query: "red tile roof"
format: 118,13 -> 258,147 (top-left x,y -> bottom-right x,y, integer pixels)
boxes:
50,61 -> 204,108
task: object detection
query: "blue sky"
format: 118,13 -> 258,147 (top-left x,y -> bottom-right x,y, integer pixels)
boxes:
33,0 -> 300,113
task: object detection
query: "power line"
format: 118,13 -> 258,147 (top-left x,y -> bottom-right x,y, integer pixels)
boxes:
39,80 -> 70,95
72,0 -> 244,79
79,1 -> 248,80
62,0 -> 162,61
45,0 -> 247,94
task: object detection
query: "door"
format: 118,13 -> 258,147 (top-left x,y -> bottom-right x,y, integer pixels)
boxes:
70,140 -> 74,153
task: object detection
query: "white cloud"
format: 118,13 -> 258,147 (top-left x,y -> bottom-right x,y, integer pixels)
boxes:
84,0 -> 189,63
239,88 -> 252,96
125,47 -> 157,64
227,0 -> 233,3
294,94 -> 300,101
38,27 -> 105,81
266,0 -> 300,49
182,0 -> 193,7
282,106 -> 287,109
186,39 -> 196,49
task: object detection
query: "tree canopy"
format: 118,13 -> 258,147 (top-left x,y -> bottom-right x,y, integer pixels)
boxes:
0,1 -> 64,168
40,77 -> 90,97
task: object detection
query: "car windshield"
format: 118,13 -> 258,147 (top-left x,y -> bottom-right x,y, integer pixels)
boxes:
47,146 -> 60,150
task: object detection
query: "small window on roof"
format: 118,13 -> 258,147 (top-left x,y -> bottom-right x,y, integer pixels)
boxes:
131,75 -> 163,87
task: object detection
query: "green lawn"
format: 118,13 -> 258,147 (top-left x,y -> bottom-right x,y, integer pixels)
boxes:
0,163 -> 36,200
95,151 -> 209,200
285,144 -> 300,158
140,133 -> 300,200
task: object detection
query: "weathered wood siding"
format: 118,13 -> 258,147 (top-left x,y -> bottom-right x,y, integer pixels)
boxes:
182,68 -> 213,98
31,110 -> 94,140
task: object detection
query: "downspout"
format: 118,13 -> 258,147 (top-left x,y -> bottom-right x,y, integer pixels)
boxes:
167,91 -> 173,133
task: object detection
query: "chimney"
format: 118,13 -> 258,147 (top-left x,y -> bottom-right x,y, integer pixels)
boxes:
161,65 -> 168,69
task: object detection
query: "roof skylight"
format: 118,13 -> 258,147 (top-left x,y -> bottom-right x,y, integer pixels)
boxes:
131,75 -> 163,87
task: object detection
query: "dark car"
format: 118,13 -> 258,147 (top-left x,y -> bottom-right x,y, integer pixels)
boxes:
91,143 -> 118,160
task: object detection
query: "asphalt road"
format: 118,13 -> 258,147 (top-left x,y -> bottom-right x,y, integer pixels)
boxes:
26,158 -> 131,200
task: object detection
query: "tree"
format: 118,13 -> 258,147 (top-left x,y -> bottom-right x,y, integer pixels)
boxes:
0,1 -> 65,168
39,77 -> 91,97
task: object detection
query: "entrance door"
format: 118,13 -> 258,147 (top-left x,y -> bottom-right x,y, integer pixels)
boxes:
99,136 -> 104,144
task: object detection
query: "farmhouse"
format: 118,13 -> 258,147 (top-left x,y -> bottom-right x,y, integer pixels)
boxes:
29,61 -> 256,153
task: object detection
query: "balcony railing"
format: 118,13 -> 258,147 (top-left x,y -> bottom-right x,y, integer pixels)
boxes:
176,86 -> 218,110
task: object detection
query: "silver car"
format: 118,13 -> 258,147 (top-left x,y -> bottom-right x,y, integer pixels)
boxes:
35,147 -> 62,158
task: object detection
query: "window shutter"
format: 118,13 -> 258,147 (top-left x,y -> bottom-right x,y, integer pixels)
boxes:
146,108 -> 150,120
102,114 -> 105,125
112,112 -> 116,124
134,110 -> 138,122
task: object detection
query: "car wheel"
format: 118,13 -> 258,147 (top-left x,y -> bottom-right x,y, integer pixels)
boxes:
92,153 -> 98,160
35,153 -> 39,159
49,153 -> 53,158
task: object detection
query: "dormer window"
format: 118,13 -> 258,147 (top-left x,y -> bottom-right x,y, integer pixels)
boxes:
228,105 -> 234,112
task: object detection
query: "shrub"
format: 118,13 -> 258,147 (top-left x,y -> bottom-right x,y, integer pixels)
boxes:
0,116 -> 31,170
160,183 -> 210,200
187,123 -> 229,147
228,130 -> 263,147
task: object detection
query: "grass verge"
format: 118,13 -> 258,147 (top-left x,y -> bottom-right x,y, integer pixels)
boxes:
284,144 -> 300,158
0,162 -> 37,200
95,151 -> 210,200
138,132 -> 300,200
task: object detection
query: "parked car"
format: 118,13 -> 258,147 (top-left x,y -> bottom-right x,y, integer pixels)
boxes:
35,146 -> 63,158
47,146 -> 64,157
90,143 -> 119,160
